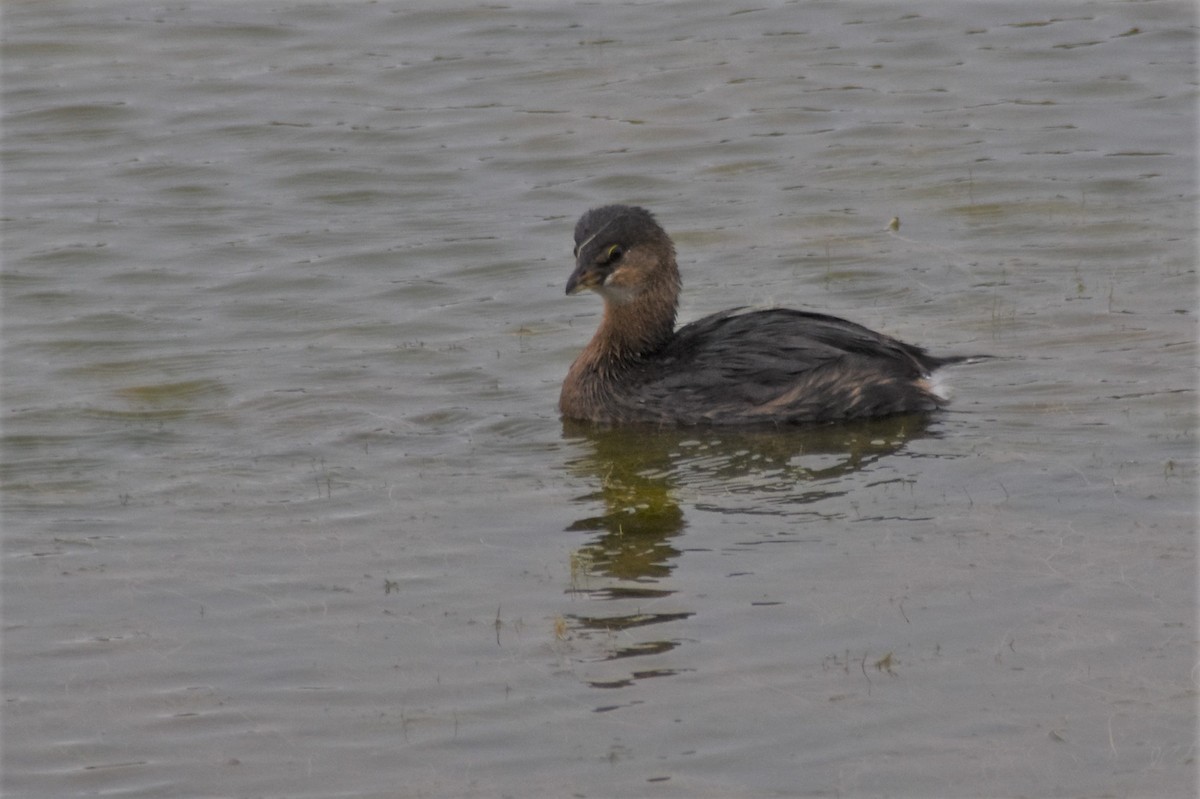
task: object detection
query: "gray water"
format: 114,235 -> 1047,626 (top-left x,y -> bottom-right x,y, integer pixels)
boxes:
3,2 -> 1196,797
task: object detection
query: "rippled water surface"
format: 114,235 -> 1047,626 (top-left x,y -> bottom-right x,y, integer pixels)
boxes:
3,2 -> 1196,797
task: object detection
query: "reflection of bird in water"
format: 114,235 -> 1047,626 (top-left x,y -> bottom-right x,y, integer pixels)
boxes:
561,205 -> 977,425
558,417 -> 939,686
565,441 -> 684,582
563,414 -> 936,583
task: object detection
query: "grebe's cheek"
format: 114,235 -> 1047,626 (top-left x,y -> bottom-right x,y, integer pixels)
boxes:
584,263 -> 635,304
596,281 -> 639,306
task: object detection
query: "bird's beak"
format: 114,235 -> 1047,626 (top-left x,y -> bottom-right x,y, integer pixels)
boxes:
565,261 -> 601,295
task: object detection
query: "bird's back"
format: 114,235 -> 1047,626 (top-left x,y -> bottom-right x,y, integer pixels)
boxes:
615,308 -> 950,425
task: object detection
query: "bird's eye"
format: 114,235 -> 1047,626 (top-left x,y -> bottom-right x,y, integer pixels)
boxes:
603,244 -> 623,264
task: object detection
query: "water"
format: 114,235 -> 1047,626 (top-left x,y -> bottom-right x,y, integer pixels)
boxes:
3,2 -> 1195,797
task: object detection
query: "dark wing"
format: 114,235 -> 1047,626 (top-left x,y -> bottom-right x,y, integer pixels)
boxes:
627,308 -> 947,424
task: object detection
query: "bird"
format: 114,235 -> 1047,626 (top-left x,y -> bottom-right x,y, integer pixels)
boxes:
559,204 -> 973,426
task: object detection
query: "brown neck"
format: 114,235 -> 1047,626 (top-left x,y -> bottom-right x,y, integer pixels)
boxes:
588,255 -> 680,368
561,243 -> 681,420
596,296 -> 676,363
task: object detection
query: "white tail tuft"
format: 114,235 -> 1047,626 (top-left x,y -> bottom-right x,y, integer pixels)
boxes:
927,370 -> 953,401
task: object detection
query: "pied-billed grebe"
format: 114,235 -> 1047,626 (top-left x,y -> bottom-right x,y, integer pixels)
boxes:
560,204 -> 972,426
